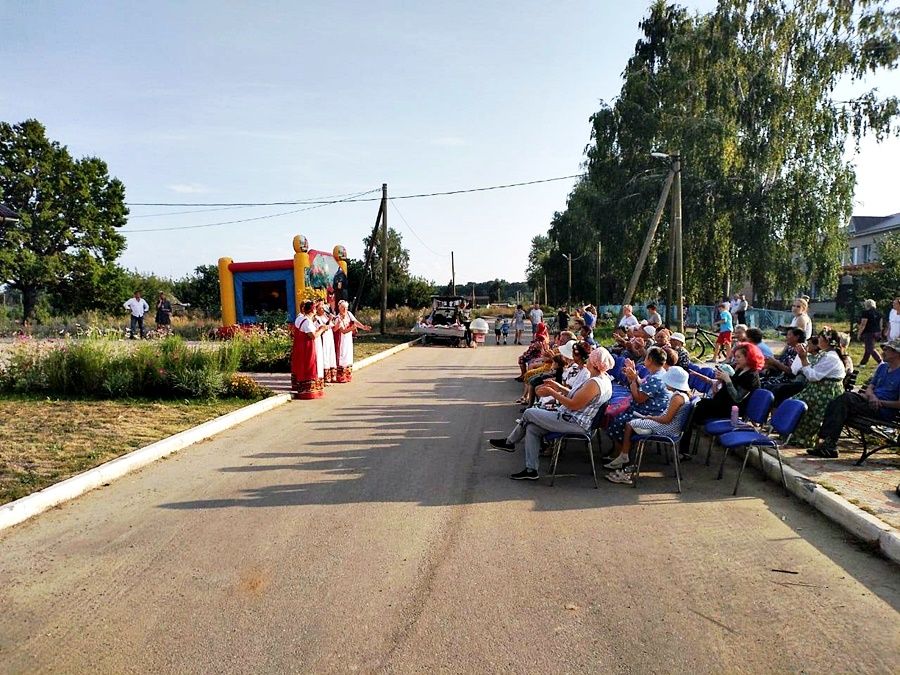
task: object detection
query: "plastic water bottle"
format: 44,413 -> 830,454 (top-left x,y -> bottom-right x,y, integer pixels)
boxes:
730,405 -> 739,427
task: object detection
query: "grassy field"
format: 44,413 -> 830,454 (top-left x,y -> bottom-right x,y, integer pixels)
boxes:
0,396 -> 251,505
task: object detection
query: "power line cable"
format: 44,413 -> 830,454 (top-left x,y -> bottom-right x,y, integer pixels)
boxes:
121,189 -> 379,233
388,199 -> 450,258
127,188 -> 376,215
125,174 -> 584,207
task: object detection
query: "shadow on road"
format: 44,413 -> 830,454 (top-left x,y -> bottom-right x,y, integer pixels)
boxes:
158,364 -> 900,612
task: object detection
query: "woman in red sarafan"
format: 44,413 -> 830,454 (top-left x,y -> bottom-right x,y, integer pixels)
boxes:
292,300 -> 327,399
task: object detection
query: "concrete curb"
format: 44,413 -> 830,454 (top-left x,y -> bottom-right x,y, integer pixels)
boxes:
738,447 -> 900,565
0,393 -> 291,532
353,335 -> 422,371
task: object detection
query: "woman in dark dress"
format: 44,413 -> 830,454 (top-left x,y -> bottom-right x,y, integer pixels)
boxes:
155,292 -> 172,332
681,342 -> 764,453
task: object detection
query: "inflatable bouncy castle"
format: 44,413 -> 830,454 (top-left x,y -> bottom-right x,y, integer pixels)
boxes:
218,235 -> 349,326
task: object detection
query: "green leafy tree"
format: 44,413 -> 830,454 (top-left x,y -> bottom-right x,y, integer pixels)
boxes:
0,119 -> 128,319
541,0 -> 899,305
173,264 -> 221,317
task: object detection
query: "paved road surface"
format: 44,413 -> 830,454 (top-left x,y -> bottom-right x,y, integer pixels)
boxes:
1,344 -> 898,673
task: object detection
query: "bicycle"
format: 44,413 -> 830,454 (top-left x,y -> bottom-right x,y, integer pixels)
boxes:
684,324 -> 720,361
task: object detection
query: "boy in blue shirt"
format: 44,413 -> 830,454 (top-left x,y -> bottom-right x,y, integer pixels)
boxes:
500,318 -> 510,345
713,302 -> 733,362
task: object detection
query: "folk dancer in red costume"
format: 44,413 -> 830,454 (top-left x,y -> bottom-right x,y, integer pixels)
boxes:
333,300 -> 372,383
314,300 -> 338,383
292,300 -> 328,399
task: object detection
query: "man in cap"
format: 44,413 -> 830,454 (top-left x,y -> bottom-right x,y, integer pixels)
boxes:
809,338 -> 900,458
669,332 -> 693,370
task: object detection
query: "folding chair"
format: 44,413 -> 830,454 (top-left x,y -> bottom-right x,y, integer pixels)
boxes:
718,399 -> 807,495
632,398 -> 697,494
545,402 -> 609,489
699,388 -> 775,476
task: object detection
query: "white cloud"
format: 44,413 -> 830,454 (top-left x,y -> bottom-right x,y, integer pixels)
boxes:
167,183 -> 212,194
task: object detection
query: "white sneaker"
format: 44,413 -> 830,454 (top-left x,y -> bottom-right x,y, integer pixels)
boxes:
603,455 -> 629,470
605,469 -> 633,485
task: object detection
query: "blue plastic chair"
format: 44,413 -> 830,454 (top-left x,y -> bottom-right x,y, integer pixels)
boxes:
718,399 -> 807,495
687,365 -> 715,396
545,402 -> 609,489
701,388 -> 775,472
632,398 -> 697,494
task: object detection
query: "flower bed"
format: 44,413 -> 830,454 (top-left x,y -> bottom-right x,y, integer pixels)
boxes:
0,336 -> 268,400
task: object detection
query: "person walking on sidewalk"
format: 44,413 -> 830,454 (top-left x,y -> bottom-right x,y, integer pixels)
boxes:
123,291 -> 149,339
858,298 -> 884,366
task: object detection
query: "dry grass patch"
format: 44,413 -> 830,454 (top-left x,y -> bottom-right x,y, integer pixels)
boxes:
0,396 -> 250,505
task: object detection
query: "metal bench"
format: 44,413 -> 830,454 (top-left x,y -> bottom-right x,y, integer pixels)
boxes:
843,415 -> 900,465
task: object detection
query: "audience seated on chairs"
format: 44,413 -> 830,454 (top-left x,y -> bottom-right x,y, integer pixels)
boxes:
535,340 -> 593,408
787,328 -> 848,448
808,338 -> 900,458
767,333 -> 822,405
669,332 -> 693,370
604,347 -> 672,469
605,366 -> 693,483
760,327 -> 804,388
681,343 -> 763,455
517,330 -> 576,404
489,347 -> 615,481
516,322 -> 550,381
618,304 -> 640,331
745,327 -> 773,358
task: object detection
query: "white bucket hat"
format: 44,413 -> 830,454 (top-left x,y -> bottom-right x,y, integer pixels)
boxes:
670,332 -> 686,344
558,340 -> 576,359
643,325 -> 657,337
662,366 -> 691,393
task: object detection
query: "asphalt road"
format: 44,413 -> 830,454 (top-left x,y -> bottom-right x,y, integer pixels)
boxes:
1,343 -> 898,673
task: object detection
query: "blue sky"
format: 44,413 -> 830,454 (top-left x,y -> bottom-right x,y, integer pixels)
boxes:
1,1 -> 897,284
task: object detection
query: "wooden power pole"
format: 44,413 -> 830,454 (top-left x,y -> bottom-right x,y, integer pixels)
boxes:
451,251 -> 456,295
621,165 -> 676,309
380,183 -> 388,334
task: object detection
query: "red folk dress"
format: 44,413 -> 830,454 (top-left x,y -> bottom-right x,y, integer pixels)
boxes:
291,315 -> 324,399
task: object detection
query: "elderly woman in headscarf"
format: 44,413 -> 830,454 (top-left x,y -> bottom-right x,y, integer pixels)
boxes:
515,321 -> 550,382
490,346 -> 615,481
333,299 -> 371,383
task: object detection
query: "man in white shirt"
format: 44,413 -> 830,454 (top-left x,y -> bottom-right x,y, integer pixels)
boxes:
529,303 -> 543,332
888,297 -> 900,340
123,291 -> 150,339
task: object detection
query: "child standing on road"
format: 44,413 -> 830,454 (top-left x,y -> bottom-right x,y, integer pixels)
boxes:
501,318 -> 510,344
494,317 -> 503,344
713,302 -> 733,362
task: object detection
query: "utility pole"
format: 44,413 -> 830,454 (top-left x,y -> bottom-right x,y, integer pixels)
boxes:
380,183 -> 388,334
672,153 -> 684,334
561,253 -> 575,306
666,185 -> 676,327
451,251 -> 456,296
543,274 -> 548,306
621,165 -> 676,309
596,241 -> 602,310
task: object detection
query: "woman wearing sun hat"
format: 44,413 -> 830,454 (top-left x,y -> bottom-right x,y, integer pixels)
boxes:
604,366 -> 692,477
